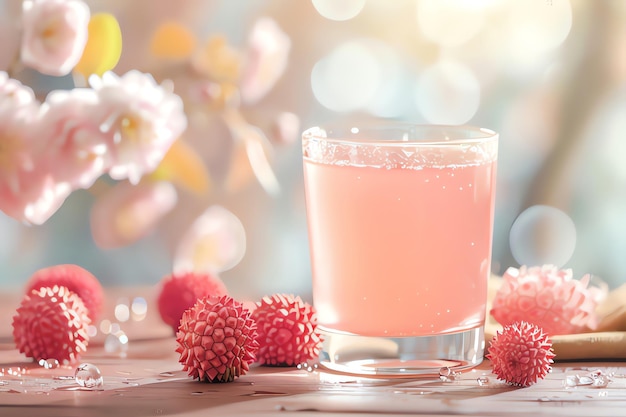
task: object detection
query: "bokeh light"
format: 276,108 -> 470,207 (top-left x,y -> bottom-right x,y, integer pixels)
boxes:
414,59 -> 480,125
509,205 -> 577,268
114,298 -> 130,322
104,330 -> 129,356
504,0 -> 572,66
365,41 -> 409,118
311,0 -> 366,21
311,39 -> 382,113
99,319 -> 112,334
596,96 -> 626,182
87,325 -> 98,338
174,205 -> 247,274
131,296 -> 148,321
498,86 -> 558,181
416,0 -> 488,47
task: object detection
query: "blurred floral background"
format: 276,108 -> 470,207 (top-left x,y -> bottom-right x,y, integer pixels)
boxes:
1,0 -> 625,300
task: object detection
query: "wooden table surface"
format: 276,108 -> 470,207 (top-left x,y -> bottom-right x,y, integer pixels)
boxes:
1,287 -> 626,417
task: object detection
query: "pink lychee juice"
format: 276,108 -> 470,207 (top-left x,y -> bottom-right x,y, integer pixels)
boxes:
303,127 -> 497,338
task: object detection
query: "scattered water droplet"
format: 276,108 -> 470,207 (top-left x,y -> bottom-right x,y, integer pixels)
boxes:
591,373 -> 611,388
158,372 -> 175,377
4,367 -> 26,377
564,371 -> 612,389
297,362 -> 318,373
477,376 -> 490,386
393,389 -> 433,395
564,375 -> 578,387
244,391 -> 287,397
438,367 -> 460,382
75,363 -> 103,389
53,376 -> 75,381
38,359 -> 59,369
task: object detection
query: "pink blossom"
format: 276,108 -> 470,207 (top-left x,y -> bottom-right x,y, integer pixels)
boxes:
90,180 -> 177,249
0,72 -> 84,224
239,18 -> 291,104
2,176 -> 71,225
490,265 -> 607,336
0,73 -> 39,180
0,72 -> 38,110
89,70 -> 187,184
20,0 -> 90,76
0,72 -> 67,224
36,88 -> 109,190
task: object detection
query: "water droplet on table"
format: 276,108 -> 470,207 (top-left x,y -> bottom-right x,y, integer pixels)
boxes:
564,371 -> 612,389
477,376 -> 490,386
438,366 -> 458,382
297,362 -> 318,373
75,363 -> 103,389
2,367 -> 26,377
53,375 -> 75,381
38,359 -> 59,369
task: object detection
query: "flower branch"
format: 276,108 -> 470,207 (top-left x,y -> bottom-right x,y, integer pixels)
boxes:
1,0 -> 295,274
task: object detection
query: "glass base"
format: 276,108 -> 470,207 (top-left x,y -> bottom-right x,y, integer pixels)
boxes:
318,326 -> 484,377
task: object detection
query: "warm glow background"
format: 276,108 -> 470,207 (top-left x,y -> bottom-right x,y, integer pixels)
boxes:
2,0 -> 626,301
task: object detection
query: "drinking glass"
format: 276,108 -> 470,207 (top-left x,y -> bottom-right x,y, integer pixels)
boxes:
302,122 -> 498,376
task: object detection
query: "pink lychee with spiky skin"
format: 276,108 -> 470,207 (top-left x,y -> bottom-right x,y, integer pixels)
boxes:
12,285 -> 91,365
175,295 -> 258,383
157,271 -> 228,333
487,321 -> 555,387
252,293 -> 322,366
25,264 -> 103,321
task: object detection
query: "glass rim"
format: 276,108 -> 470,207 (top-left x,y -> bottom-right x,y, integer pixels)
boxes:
302,123 -> 498,147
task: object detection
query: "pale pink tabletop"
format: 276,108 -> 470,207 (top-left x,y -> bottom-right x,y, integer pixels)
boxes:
1,287 -> 625,417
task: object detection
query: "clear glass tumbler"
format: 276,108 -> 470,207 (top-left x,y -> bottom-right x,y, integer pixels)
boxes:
302,122 -> 498,376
